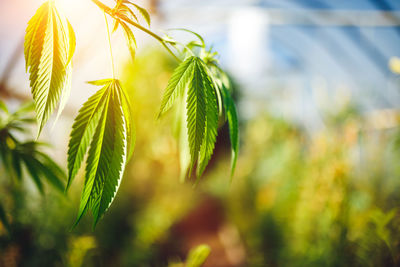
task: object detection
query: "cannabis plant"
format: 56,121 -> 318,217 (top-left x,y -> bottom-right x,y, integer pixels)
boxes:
23,0 -> 238,226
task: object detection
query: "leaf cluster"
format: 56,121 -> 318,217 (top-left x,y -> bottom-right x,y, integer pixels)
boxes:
0,100 -> 65,194
66,79 -> 134,228
158,44 -> 239,180
22,0 -> 238,227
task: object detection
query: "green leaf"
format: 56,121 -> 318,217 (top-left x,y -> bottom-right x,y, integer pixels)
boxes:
22,154 -> 44,194
186,244 -> 211,267
24,1 -> 75,136
67,82 -> 110,190
186,58 -> 206,173
36,150 -> 66,192
158,56 -> 195,117
197,62 -> 219,177
120,21 -> 137,62
118,81 -> 136,161
221,84 -> 239,178
178,91 -> 191,182
71,79 -> 132,227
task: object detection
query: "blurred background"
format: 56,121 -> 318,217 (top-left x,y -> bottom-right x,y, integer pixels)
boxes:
2,0 -> 400,266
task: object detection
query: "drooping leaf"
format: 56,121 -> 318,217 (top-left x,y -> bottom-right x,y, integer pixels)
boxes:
117,4 -> 139,23
66,20 -> 76,66
70,79 -> 132,227
35,150 -> 66,191
158,56 -> 195,117
220,84 -> 239,178
120,21 -> 137,62
186,58 -> 206,173
22,154 -> 44,194
178,91 -> 191,182
24,1 -> 75,136
129,2 -> 151,27
197,62 -> 219,177
118,81 -> 136,161
67,83 -> 109,190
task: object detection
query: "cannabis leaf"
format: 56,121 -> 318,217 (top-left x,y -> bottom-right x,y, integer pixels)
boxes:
216,71 -> 239,177
158,56 -> 195,117
186,58 -> 206,173
67,79 -> 134,227
159,52 -> 239,180
24,1 -> 76,136
127,2 -> 151,27
159,56 -> 221,179
197,61 -> 219,177
0,101 -> 65,194
120,21 -> 137,62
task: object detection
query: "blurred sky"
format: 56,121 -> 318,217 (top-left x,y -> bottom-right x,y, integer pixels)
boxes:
1,0 -> 400,132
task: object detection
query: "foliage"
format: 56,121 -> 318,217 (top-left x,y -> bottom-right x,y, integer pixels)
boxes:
23,0 -> 238,226
68,79 -> 134,227
0,100 -> 65,194
0,100 -> 65,234
2,49 -> 400,266
24,1 -> 75,136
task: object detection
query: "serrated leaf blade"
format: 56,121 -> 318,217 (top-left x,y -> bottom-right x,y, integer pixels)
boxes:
186,58 -> 206,173
159,56 -> 195,117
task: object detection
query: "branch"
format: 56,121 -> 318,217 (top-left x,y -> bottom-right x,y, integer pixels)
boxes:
91,0 -> 180,62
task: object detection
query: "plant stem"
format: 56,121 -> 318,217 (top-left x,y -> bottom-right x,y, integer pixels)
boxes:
91,0 -> 180,62
104,11 -> 115,78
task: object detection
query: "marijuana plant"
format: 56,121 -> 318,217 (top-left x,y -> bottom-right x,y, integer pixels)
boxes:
23,0 -> 238,227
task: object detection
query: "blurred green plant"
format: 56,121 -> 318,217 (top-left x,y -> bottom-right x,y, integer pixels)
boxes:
169,244 -> 211,267
0,100 -> 65,194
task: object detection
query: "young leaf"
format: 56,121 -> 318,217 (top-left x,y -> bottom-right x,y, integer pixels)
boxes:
67,83 -> 109,190
120,21 -> 137,62
24,1 -> 76,136
158,56 -> 195,117
130,2 -> 151,27
197,62 -> 219,177
186,58 -> 206,173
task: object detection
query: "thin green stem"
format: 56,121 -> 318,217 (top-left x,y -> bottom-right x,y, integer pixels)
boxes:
104,11 -> 115,78
91,0 -> 181,62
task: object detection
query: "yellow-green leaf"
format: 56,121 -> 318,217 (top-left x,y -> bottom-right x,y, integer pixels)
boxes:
24,1 -> 76,136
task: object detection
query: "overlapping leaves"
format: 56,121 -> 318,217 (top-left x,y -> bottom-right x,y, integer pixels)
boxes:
109,0 -> 152,62
66,79 -> 134,227
24,1 -> 76,136
159,55 -> 238,180
0,101 -> 65,193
